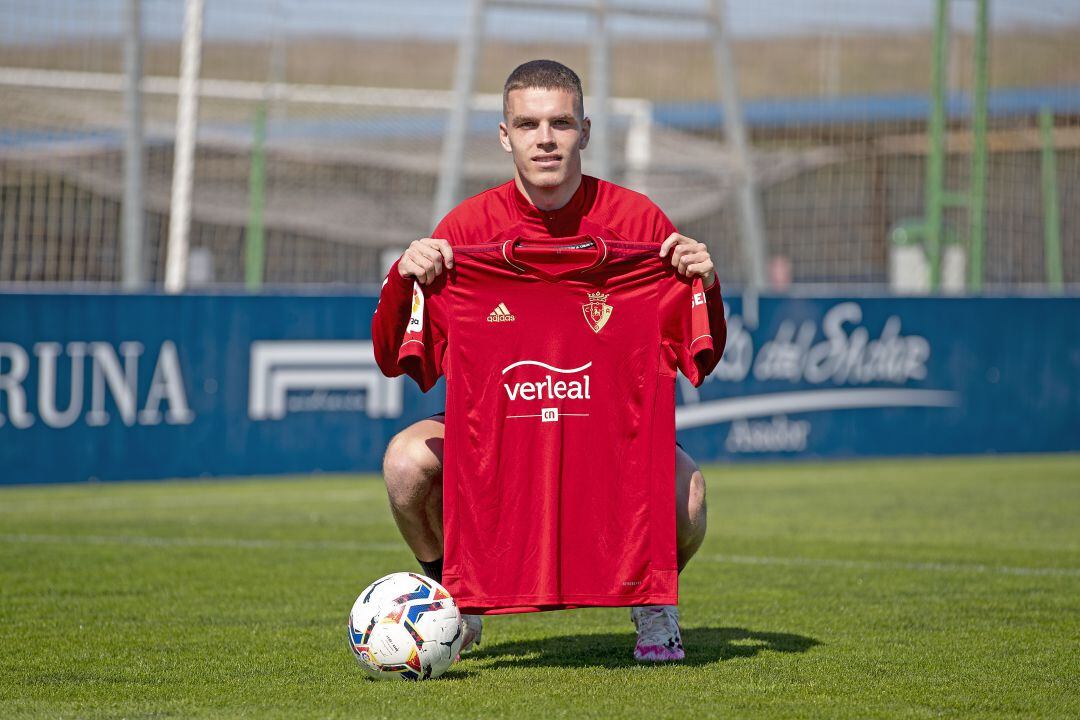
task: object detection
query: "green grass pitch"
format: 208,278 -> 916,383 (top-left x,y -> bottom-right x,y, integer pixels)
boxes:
1,455 -> 1077,719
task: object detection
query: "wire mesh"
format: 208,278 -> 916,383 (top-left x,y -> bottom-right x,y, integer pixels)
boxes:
0,0 -> 1077,289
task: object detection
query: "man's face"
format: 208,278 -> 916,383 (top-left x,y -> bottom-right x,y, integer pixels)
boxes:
500,87 -> 590,192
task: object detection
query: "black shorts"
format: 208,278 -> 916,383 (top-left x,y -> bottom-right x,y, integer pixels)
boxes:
426,411 -> 686,450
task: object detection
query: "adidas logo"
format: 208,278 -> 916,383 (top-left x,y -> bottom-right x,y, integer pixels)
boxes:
487,302 -> 516,323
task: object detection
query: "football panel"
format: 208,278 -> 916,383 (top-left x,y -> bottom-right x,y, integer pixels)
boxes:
367,623 -> 417,666
418,612 -> 464,679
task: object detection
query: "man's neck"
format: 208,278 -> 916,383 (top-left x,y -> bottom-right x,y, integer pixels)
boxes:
514,174 -> 582,212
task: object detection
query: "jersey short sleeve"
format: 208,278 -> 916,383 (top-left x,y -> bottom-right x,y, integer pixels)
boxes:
659,275 -> 715,387
396,277 -> 448,392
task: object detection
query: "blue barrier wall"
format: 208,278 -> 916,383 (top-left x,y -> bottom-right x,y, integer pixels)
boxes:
0,293 -> 1076,484
675,296 -> 1078,462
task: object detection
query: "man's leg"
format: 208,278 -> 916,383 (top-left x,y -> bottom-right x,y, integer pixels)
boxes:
382,415 -> 483,650
632,445 -> 708,662
675,445 -> 708,572
382,415 -> 446,567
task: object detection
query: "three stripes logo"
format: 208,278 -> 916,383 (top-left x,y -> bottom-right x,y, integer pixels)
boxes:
487,302 -> 516,323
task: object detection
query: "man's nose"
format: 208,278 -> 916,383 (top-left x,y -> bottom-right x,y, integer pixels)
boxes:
536,123 -> 555,146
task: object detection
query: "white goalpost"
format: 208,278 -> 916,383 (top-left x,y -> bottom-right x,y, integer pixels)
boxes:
164,0 -> 204,294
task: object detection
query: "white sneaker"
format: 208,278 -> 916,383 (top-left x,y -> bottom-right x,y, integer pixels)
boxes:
630,605 -> 685,661
460,614 -> 483,654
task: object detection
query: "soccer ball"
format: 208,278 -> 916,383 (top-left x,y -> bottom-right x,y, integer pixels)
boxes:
347,572 -> 464,681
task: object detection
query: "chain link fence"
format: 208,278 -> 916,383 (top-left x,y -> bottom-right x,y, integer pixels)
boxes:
0,0 -> 1077,290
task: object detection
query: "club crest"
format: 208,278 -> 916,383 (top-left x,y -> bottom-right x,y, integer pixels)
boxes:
582,291 -> 613,333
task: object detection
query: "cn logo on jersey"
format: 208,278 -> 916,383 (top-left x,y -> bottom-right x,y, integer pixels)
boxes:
501,359 -> 592,423
248,341 -> 403,420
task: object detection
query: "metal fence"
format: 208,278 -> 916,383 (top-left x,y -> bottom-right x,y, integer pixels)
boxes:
0,0 -> 1077,292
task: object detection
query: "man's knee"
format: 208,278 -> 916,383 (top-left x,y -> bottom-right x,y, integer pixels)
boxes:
383,429 -> 442,508
686,469 -> 706,521
675,448 -> 707,543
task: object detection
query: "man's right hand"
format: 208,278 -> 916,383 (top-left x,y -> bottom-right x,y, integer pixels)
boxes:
398,238 -> 454,285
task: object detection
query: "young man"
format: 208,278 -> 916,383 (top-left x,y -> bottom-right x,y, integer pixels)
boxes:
372,60 -> 724,662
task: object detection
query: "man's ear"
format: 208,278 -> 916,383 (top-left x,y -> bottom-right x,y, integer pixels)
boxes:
499,121 -> 512,153
579,116 -> 591,150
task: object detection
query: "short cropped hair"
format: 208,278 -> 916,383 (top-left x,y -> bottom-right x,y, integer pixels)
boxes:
502,59 -> 585,119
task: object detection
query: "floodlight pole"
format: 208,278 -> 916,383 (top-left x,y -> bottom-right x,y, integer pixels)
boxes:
122,0 -> 144,290
165,0 -> 204,293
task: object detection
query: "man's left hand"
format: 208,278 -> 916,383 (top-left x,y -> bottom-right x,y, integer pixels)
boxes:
659,233 -> 716,289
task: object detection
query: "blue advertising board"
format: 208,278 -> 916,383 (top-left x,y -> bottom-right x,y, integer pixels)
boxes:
0,293 -> 1076,484
675,296 -> 1078,461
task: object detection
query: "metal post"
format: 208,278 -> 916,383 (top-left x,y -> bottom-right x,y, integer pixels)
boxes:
967,0 -> 989,292
246,102 -> 267,291
433,0 -> 485,229
245,2 -> 284,292
164,0 -> 204,293
589,0 -> 612,180
709,0 -> 767,326
925,0 -> 949,292
1040,107 -> 1063,292
121,0 -> 144,290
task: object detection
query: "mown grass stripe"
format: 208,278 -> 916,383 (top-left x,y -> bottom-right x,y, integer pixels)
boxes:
0,533 -> 403,553
4,533 -> 1076,577
702,553 -> 1080,578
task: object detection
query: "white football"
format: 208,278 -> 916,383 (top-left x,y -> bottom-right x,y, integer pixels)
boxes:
347,572 -> 463,681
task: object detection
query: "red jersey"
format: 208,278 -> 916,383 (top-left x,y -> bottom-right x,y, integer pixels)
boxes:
397,236 -> 719,613
371,177 -> 727,614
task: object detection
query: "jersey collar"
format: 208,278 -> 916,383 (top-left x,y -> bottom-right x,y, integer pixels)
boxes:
501,234 -> 609,282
